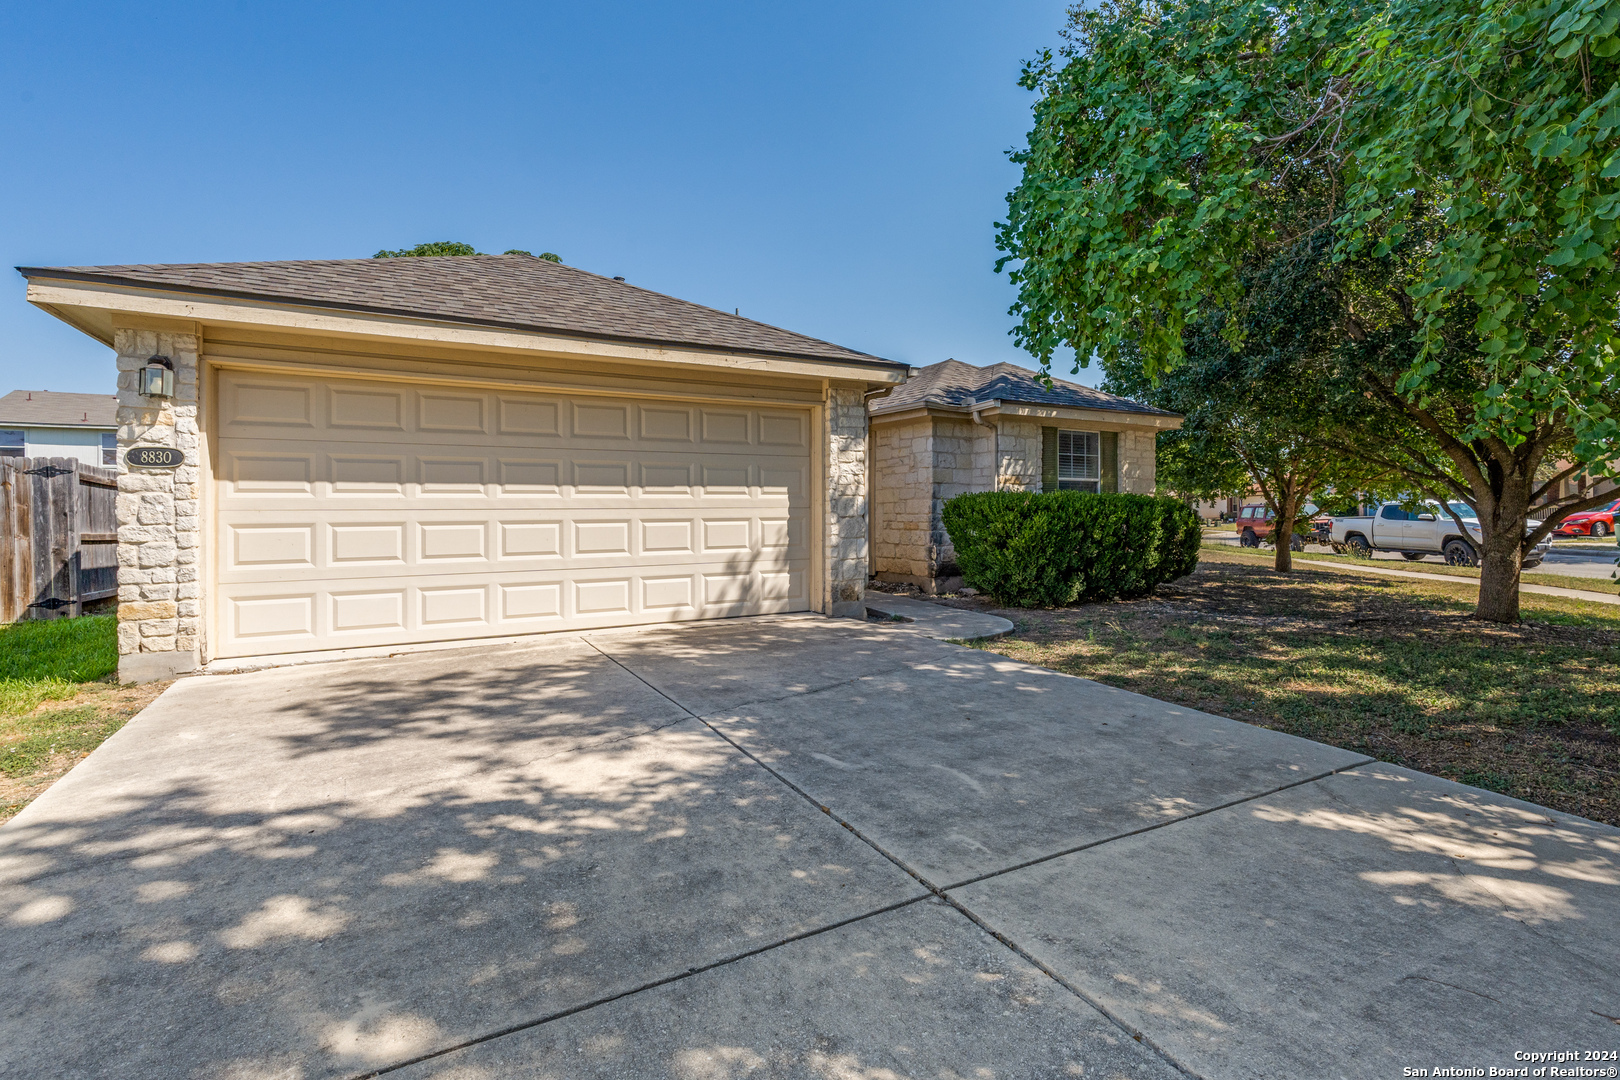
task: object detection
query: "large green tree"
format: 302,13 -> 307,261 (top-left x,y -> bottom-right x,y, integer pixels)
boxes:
374,241 -> 561,261
1105,234 -> 1387,570
998,0 -> 1620,620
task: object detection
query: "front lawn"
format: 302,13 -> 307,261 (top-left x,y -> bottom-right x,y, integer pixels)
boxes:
0,616 -> 167,823
954,548 -> 1620,826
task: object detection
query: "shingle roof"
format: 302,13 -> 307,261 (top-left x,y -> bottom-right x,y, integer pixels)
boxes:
0,390 -> 117,428
870,359 -> 1176,418
18,255 -> 900,369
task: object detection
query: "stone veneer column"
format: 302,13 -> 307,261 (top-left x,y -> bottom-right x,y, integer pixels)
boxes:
824,385 -> 868,618
114,328 -> 202,682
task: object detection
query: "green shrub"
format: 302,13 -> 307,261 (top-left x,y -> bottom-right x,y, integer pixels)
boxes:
941,491 -> 1201,607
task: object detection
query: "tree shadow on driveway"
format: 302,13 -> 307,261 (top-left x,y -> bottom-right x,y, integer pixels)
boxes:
0,633 -> 926,1080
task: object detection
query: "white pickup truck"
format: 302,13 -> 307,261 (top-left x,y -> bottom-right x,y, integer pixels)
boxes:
1328,502 -> 1551,568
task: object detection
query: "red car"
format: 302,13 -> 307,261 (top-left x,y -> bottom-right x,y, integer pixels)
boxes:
1556,497 -> 1620,538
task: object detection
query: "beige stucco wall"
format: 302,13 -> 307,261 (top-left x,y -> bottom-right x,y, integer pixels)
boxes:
114,328 -> 203,683
871,412 -> 1165,590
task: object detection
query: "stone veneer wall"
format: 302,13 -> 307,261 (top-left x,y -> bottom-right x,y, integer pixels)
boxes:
994,419 -> 1044,492
114,328 -> 203,682
1119,428 -> 1158,493
928,417 -> 983,576
824,385 -> 869,618
872,417 -> 932,582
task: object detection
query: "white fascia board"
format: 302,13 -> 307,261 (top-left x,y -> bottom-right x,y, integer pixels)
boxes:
977,400 -> 1183,429
870,399 -> 1182,430
26,279 -> 908,387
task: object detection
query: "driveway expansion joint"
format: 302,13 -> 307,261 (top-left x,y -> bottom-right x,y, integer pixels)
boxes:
343,894 -> 931,1080
938,754 -> 1379,893
582,637 -> 1211,1080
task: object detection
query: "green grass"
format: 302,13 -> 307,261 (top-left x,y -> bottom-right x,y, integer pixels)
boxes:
0,615 -> 142,818
0,615 -> 118,682
0,615 -> 118,720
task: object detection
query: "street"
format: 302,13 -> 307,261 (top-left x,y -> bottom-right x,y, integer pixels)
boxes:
1204,531 -> 1617,580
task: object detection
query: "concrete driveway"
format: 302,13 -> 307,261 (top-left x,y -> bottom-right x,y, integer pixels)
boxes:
2,616 -> 1616,1079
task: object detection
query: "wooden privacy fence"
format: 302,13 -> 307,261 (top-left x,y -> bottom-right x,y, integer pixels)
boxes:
0,457 -> 119,623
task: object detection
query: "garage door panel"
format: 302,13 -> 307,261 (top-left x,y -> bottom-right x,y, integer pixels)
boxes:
220,440 -> 808,498
420,585 -> 487,626
332,590 -> 407,633
640,406 -> 695,441
419,392 -> 489,433
572,402 -> 631,439
419,457 -> 487,492
218,511 -> 807,579
219,562 -> 813,654
758,411 -> 808,448
222,451 -> 317,496
222,372 -> 814,450
224,381 -> 317,429
326,523 -> 405,565
230,524 -> 316,568
214,370 -> 814,658
500,522 -> 562,558
233,594 -> 317,641
501,582 -> 562,621
329,386 -> 407,430
497,398 -> 560,436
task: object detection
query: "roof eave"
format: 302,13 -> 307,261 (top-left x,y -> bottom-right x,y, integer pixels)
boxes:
980,399 -> 1184,427
872,396 -> 1182,428
22,274 -> 910,386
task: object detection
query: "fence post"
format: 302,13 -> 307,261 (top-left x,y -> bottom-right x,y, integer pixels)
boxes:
0,460 -> 32,623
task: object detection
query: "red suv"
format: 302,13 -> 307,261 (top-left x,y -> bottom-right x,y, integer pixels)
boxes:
1236,504 -> 1311,551
1555,498 -> 1620,538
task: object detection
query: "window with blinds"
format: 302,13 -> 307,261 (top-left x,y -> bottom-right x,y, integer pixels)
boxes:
1057,430 -> 1100,493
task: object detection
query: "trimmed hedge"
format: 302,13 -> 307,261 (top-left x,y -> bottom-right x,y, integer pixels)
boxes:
940,491 -> 1201,607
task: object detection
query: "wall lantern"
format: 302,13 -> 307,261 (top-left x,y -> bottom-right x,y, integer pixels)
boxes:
141,356 -> 175,399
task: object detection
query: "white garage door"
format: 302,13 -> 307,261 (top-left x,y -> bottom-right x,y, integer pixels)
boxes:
211,369 -> 813,658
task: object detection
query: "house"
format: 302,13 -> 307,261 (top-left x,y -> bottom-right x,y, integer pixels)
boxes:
868,359 -> 1181,592
0,390 -> 118,465
18,255 -> 909,681
1537,459 -> 1618,508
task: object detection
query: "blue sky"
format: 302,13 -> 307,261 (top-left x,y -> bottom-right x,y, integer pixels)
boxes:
0,0 -> 1092,395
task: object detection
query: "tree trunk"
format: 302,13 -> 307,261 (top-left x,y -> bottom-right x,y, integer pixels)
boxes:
1273,483 -> 1297,572
1470,467 -> 1536,623
1475,526 -> 1523,622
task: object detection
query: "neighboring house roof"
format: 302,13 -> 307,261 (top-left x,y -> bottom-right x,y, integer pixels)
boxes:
17,255 -> 900,369
869,358 -> 1178,418
0,390 -> 117,428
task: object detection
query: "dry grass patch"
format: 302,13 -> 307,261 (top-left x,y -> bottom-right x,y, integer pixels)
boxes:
0,681 -> 169,823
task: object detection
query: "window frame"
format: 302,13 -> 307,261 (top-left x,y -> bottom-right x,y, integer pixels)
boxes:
100,431 -> 117,466
1056,429 -> 1101,494
0,429 -> 22,459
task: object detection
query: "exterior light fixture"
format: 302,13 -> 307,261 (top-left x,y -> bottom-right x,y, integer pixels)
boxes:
141,356 -> 175,399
